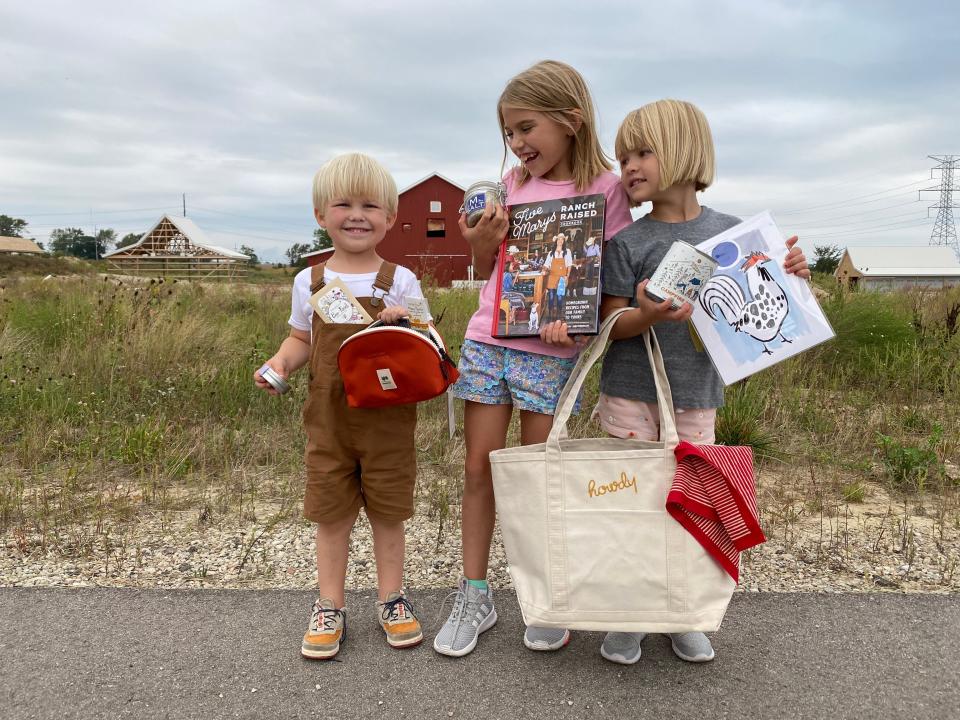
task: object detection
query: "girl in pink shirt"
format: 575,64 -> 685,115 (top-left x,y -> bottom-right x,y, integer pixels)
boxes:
433,60 -> 632,658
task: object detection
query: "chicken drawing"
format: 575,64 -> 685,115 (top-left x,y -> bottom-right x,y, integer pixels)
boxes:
698,252 -> 792,355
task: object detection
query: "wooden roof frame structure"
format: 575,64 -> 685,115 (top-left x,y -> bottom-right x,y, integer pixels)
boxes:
103,214 -> 249,280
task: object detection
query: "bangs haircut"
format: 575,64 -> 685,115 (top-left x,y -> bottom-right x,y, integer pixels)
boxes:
497,60 -> 612,192
615,99 -> 715,193
312,152 -> 398,216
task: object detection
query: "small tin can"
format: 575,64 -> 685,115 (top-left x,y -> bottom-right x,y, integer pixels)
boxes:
461,181 -> 506,227
258,363 -> 290,394
645,240 -> 718,310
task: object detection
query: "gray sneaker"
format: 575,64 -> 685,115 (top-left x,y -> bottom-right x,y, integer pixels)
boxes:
433,579 -> 497,657
523,626 -> 570,651
669,632 -> 715,662
600,632 -> 646,665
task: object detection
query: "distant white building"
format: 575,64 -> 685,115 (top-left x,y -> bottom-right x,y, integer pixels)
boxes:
835,246 -> 960,290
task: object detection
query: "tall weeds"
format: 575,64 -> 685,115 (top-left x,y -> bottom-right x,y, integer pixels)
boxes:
1,274 -> 958,541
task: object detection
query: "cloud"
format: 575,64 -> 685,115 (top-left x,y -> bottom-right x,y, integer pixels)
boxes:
1,0 -> 957,261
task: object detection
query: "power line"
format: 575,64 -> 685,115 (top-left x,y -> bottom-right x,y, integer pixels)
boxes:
788,209 -> 928,231
786,200 -> 924,229
212,229 -> 309,244
190,206 -> 312,231
191,220 -> 313,241
802,217 -> 933,240
775,178 -> 928,215
9,206 -> 179,217
789,197 -> 921,222
723,182 -> 928,222
803,215 -> 933,236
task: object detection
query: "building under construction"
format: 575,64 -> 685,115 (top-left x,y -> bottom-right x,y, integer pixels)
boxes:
103,214 -> 249,280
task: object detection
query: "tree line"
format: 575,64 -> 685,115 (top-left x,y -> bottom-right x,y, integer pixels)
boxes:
6,213 -> 838,272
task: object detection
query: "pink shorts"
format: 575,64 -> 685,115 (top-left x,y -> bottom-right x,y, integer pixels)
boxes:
593,393 -> 717,444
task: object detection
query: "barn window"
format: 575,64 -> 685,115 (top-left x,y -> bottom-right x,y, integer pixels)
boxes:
427,219 -> 445,238
402,223 -> 412,232
430,201 -> 442,212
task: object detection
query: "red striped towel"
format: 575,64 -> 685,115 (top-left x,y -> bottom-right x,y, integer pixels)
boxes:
667,442 -> 766,582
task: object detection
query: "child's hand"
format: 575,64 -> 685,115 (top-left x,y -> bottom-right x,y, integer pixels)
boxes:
378,305 -> 409,324
254,359 -> 288,396
783,236 -> 811,279
634,279 -> 694,324
460,203 -> 509,279
539,320 -> 588,349
459,200 -> 509,248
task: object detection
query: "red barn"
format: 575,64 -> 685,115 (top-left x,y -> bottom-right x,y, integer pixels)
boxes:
306,173 -> 472,287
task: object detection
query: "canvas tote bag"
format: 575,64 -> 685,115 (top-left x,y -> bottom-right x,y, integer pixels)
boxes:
489,308 -> 736,632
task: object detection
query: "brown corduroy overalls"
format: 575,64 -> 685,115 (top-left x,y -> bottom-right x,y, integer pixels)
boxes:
302,261 -> 418,524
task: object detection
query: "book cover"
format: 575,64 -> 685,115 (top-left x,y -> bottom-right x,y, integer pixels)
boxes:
490,193 -> 606,338
691,211 -> 835,385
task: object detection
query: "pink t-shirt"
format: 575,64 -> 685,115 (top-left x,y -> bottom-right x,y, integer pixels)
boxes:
464,170 -> 632,357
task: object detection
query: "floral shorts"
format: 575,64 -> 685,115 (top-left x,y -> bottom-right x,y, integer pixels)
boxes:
452,339 -> 578,415
593,394 -> 717,443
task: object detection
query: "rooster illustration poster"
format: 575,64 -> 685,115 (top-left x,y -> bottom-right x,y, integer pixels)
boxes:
691,211 -> 835,385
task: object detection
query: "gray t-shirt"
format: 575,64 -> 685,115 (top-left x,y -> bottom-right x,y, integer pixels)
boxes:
599,206 -> 741,409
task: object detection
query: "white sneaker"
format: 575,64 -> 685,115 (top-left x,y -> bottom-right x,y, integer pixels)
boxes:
600,632 -> 645,665
522,626 -> 570,651
669,632 -> 715,662
433,579 -> 497,657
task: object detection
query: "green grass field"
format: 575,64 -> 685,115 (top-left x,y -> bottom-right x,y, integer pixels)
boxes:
1,264 -> 958,549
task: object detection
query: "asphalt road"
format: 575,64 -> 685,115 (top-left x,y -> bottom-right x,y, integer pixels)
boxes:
1,589 -> 957,720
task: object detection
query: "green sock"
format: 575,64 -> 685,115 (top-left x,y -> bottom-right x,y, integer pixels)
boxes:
466,578 -> 488,592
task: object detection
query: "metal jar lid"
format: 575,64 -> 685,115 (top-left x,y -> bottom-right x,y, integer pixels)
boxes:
258,364 -> 290,394
461,181 -> 506,227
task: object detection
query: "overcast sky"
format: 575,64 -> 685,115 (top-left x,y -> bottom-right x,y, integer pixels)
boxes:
2,0 -> 957,262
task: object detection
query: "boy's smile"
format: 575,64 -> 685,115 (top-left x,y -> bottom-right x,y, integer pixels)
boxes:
316,198 -> 396,257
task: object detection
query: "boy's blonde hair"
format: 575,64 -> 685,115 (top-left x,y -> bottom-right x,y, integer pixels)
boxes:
497,60 -> 612,192
312,152 -> 399,216
615,99 -> 715,194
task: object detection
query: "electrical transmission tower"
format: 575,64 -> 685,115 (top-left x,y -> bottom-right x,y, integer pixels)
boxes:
920,155 -> 960,261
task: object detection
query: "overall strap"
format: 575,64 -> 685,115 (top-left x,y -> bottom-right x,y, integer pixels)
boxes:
309,262 -> 326,294
372,261 -> 398,296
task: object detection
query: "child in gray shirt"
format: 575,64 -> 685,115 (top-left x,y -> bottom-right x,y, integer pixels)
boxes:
596,99 -> 810,667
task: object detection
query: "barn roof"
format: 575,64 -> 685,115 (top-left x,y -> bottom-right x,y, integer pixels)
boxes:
301,247 -> 335,261
103,214 -> 249,260
399,173 -> 465,195
0,236 -> 44,254
839,245 -> 960,277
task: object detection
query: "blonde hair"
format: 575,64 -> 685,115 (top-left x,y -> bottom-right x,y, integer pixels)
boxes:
615,99 -> 715,194
312,152 -> 398,216
497,60 -> 612,192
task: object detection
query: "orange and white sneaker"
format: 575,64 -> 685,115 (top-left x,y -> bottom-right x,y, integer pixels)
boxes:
376,591 -> 423,649
301,598 -> 346,660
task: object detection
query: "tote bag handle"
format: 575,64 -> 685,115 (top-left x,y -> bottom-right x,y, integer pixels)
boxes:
548,307 -> 679,450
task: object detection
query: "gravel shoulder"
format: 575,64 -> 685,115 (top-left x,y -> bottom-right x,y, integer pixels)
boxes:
3,468 -> 958,594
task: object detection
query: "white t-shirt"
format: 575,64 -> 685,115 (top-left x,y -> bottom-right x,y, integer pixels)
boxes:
288,264 -> 426,332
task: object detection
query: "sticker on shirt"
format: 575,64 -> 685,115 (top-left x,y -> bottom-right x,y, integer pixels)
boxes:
309,278 -> 374,324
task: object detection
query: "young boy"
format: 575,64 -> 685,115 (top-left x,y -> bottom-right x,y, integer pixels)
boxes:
254,152 -> 426,660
